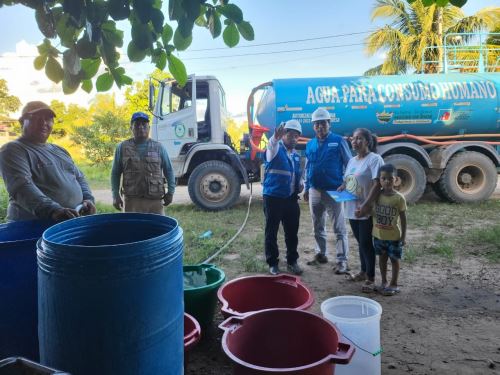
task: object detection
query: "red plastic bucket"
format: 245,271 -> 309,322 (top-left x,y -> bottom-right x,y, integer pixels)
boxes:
184,313 -> 201,351
184,313 -> 201,370
217,274 -> 314,318
219,308 -> 354,374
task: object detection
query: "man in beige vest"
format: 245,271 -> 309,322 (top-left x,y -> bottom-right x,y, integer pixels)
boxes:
111,112 -> 175,214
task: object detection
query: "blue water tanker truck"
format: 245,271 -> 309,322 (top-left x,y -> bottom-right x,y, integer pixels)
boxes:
150,71 -> 499,210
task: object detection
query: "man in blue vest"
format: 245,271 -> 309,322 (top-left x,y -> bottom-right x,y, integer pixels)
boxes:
263,119 -> 304,275
304,108 -> 352,274
111,112 -> 175,214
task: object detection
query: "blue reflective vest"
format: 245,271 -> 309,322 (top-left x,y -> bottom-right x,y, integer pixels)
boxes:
306,133 -> 345,190
263,142 -> 301,198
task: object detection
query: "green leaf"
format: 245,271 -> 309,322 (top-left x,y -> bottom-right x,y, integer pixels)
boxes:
56,14 -> 78,48
132,0 -> 153,23
81,79 -> 93,93
119,74 -> 133,85
218,4 -> 243,23
195,12 -> 207,27
422,0 -> 435,6
156,50 -> 167,70
76,34 -> 98,59
182,0 -> 201,22
131,21 -> 153,49
237,21 -> 254,41
34,55 -> 47,70
45,57 -> 64,83
162,23 -> 173,44
449,0 -> 467,6
167,53 -> 187,86
208,12 -> 222,38
169,0 -> 183,21
62,72 -> 81,94
81,58 -> 101,79
37,39 -> 52,55
165,44 -> 176,53
35,8 -> 57,38
102,20 -> 124,48
173,28 -> 193,51
63,48 -> 81,75
150,8 -> 164,33
127,40 -> 147,62
96,72 -> 114,91
223,23 -> 239,47
108,0 -> 130,20
177,16 -> 194,38
435,0 -> 448,6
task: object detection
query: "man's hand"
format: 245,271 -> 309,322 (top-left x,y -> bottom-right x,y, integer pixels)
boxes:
303,190 -> 309,202
274,122 -> 286,140
80,200 -> 96,216
337,183 -> 346,192
113,196 -> 123,211
51,208 -> 79,222
163,193 -> 173,207
355,203 -> 371,218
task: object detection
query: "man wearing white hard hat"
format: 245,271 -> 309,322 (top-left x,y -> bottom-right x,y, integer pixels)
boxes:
304,107 -> 352,274
263,119 -> 304,276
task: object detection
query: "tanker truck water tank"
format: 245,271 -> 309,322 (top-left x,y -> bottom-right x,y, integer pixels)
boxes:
255,73 -> 499,139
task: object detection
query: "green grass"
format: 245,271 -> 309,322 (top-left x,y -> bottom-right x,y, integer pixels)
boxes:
78,163 -> 112,189
468,225 -> 500,262
429,233 -> 455,260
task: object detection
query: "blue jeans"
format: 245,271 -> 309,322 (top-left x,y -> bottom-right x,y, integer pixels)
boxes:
349,218 -> 375,279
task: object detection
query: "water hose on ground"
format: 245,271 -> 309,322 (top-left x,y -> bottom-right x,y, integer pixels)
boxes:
201,183 -> 254,264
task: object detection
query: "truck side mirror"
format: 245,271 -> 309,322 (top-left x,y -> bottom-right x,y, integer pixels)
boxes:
148,81 -> 155,111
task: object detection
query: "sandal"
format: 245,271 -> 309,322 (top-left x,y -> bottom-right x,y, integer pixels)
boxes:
346,272 -> 366,282
361,280 -> 375,293
381,286 -> 400,296
374,283 -> 387,293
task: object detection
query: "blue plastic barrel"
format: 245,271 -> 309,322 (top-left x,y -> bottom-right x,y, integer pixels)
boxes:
0,220 -> 54,361
37,213 -> 184,375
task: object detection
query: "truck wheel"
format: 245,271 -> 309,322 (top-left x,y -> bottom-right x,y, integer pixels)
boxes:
431,182 -> 451,202
384,154 -> 426,203
437,151 -> 497,203
188,160 -> 241,211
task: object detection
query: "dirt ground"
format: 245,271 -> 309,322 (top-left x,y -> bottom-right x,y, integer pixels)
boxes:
185,192 -> 500,375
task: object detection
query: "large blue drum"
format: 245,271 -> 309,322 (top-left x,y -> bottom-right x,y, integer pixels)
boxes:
0,220 -> 53,360
37,213 -> 184,375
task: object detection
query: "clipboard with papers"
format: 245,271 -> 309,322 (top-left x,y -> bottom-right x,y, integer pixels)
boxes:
327,190 -> 357,202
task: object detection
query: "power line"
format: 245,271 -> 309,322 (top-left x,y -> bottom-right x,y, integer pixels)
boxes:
181,42 -> 366,60
187,30 -> 373,51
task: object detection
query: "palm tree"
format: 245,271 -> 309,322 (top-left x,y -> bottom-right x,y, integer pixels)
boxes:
364,0 -> 499,75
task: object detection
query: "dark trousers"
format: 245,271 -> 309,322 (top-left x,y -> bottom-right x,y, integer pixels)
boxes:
349,218 -> 375,279
263,194 -> 300,267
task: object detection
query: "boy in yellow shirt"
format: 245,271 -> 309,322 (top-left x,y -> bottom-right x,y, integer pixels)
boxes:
372,164 -> 407,296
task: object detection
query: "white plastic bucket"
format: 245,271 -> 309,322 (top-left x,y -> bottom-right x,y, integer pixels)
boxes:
321,296 -> 382,375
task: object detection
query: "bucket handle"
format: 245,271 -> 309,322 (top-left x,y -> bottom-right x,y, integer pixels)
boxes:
274,274 -> 300,287
218,316 -> 244,333
329,341 -> 355,365
184,329 -> 201,348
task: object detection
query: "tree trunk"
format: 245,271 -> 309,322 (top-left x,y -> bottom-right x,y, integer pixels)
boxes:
433,6 -> 444,73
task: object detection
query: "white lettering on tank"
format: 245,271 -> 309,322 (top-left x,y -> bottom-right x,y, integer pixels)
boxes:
385,84 -> 395,102
475,81 -> 487,98
342,85 -> 350,103
430,83 -> 440,100
377,84 -> 386,102
486,81 -> 497,98
315,86 -> 324,103
306,86 -> 315,104
469,82 -> 480,99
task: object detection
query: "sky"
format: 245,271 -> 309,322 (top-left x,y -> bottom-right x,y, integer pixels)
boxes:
0,0 -> 494,118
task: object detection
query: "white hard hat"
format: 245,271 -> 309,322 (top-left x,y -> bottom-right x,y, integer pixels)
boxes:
311,107 -> 331,123
284,119 -> 302,134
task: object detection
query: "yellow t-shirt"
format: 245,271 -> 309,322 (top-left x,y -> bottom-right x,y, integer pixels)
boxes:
372,192 -> 407,241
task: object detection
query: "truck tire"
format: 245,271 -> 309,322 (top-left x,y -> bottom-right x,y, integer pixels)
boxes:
188,160 -> 241,211
431,182 -> 451,202
384,154 -> 426,203
436,151 -> 497,203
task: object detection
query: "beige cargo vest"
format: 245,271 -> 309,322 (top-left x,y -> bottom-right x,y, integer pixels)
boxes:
121,139 -> 165,199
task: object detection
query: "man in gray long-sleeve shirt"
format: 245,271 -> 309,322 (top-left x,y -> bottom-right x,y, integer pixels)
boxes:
111,111 -> 175,215
0,101 -> 96,222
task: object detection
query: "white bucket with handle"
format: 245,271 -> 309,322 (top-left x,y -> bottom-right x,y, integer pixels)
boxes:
321,296 -> 383,375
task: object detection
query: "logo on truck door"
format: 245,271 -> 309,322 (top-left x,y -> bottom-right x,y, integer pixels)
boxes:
174,122 -> 186,138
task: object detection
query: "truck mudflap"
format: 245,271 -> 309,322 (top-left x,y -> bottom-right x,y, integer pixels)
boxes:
228,152 -> 250,190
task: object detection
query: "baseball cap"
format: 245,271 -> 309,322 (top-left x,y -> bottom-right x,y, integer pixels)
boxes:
131,111 -> 150,123
20,101 -> 56,120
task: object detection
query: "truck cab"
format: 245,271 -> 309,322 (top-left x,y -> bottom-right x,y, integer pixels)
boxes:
150,75 -> 249,211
